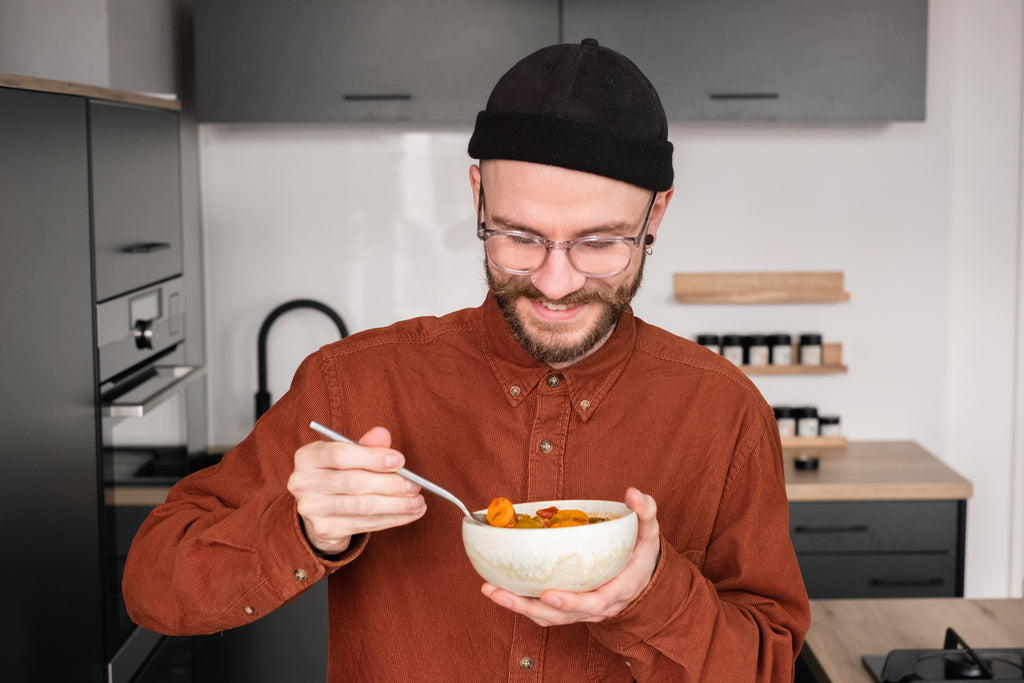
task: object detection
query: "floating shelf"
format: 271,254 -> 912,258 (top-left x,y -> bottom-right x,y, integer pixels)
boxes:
781,436 -> 848,449
674,271 -> 850,304
735,342 -> 846,375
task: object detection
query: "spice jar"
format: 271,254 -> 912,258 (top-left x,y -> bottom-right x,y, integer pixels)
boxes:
744,334 -> 769,366
721,334 -> 744,365
793,406 -> 819,437
799,333 -> 823,366
773,406 -> 796,437
818,414 -> 841,437
769,333 -> 792,366
696,334 -> 720,354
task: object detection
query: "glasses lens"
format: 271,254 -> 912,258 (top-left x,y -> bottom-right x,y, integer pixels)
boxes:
569,239 -> 633,277
486,233 -> 547,273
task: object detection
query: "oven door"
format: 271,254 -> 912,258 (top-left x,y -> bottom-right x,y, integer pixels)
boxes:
100,343 -> 205,683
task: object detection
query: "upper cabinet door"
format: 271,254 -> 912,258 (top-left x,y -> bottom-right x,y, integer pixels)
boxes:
562,0 -> 927,122
90,101 -> 183,301
194,0 -> 559,123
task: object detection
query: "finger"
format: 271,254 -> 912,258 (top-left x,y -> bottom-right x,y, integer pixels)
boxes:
298,439 -> 405,474
300,490 -> 426,519
625,486 -> 657,522
358,425 -> 393,449
480,584 -> 574,627
316,467 -> 421,497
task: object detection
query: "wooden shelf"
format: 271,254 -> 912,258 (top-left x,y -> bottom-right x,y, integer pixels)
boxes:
735,342 -> 846,375
781,436 -> 848,449
674,271 -> 849,303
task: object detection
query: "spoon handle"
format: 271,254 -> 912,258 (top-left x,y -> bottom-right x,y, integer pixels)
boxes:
309,421 -> 474,519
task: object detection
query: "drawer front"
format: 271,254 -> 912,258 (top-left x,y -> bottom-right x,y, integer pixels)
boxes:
90,100 -> 183,302
797,553 -> 957,599
789,500 -> 958,553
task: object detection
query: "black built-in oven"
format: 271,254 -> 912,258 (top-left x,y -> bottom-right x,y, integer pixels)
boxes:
97,276 -> 205,682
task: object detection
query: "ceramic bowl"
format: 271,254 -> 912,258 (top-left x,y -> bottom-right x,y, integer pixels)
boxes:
461,499 -> 638,597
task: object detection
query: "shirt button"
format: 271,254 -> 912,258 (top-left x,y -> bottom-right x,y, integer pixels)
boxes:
546,375 -> 560,388
243,606 -> 256,616
519,656 -> 534,670
510,385 -> 521,397
294,568 -> 308,581
539,440 -> 553,454
580,399 -> 591,410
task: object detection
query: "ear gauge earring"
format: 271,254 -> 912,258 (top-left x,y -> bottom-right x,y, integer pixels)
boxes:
644,234 -> 654,256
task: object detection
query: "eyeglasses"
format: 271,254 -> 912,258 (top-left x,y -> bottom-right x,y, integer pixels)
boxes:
476,188 -> 656,278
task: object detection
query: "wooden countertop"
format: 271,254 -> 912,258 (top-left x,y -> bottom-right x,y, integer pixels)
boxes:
784,440 -> 972,502
802,598 -> 1024,682
0,72 -> 180,111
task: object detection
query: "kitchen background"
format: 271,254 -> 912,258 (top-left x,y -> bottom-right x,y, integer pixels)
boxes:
2,0 -> 1022,606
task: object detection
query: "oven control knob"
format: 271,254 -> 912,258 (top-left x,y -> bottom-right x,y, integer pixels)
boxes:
133,319 -> 155,349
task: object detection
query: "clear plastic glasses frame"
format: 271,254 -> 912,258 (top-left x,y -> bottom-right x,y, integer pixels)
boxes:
476,188 -> 656,278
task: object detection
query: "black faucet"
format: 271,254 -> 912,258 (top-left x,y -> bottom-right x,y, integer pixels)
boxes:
255,299 -> 349,421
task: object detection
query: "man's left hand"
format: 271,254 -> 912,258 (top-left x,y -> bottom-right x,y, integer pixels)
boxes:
480,487 -> 660,626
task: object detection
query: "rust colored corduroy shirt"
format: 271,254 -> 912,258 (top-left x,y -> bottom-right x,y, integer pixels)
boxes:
124,295 -> 810,682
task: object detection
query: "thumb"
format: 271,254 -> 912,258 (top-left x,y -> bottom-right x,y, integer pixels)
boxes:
625,487 -> 657,523
358,426 -> 393,449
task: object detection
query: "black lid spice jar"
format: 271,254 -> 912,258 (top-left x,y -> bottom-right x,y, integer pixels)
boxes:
799,333 -> 823,366
721,334 -> 744,365
744,334 -> 769,366
769,333 -> 793,366
792,405 -> 819,437
818,414 -> 841,437
696,334 -> 721,354
773,406 -> 796,438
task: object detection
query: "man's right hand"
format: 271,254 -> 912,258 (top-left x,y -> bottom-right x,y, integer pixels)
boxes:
287,426 -> 426,556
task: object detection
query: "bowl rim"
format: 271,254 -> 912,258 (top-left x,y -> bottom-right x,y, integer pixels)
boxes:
464,499 -> 636,531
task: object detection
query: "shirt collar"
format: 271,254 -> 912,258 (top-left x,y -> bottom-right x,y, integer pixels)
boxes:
479,294 -> 637,421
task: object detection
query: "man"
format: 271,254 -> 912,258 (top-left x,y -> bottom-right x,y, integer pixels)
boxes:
124,39 -> 810,681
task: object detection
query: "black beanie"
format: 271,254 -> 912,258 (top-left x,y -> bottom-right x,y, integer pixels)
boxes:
468,38 -> 673,192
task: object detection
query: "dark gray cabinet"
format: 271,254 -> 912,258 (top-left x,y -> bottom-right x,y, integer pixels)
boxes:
90,101 -> 184,301
562,0 -> 927,121
195,0 -> 926,123
194,0 -> 558,122
0,86 -> 105,682
790,500 -> 966,598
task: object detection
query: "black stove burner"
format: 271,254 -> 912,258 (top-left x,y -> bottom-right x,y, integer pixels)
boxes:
863,628 -> 1024,681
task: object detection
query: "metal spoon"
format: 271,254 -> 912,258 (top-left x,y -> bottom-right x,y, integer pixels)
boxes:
309,421 -> 489,526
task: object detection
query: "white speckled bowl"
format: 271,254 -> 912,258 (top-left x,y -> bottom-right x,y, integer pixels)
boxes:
461,499 -> 638,597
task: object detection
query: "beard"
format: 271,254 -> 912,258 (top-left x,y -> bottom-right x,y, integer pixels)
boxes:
486,257 -> 645,365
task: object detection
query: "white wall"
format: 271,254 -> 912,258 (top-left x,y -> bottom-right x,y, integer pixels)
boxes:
198,2 -> 1024,598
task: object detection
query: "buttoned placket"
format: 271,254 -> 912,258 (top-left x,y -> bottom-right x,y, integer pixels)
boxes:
509,371 -> 574,679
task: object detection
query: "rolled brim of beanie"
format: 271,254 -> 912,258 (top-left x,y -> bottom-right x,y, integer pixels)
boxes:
468,111 -> 674,192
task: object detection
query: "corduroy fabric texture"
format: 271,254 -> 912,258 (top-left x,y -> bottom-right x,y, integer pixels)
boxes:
123,295 -> 809,681
468,39 -> 674,191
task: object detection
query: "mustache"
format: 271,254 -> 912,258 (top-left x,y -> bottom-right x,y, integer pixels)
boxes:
487,276 -> 619,308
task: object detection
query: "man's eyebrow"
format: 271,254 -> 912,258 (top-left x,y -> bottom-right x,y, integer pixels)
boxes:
487,213 -> 634,237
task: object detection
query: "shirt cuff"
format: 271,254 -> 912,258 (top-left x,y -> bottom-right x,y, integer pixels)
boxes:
588,534 -> 694,650
256,493 -> 370,600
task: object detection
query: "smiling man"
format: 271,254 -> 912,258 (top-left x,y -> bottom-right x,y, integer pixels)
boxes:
124,39 -> 810,682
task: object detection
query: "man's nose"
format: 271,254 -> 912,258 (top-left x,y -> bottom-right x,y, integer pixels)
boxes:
531,246 -> 587,301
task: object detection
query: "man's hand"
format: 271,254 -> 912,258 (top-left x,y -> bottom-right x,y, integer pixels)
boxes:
287,426 -> 426,556
480,487 -> 660,626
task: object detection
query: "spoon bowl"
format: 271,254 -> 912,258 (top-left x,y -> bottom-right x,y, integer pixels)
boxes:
309,421 -> 489,526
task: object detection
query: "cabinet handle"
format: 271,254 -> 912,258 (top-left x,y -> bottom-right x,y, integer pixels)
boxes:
709,92 -> 780,101
870,577 -> 945,588
121,242 -> 172,254
343,93 -> 412,102
793,524 -> 868,534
